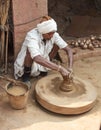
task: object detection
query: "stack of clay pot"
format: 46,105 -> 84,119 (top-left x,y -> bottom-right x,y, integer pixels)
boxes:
68,35 -> 101,50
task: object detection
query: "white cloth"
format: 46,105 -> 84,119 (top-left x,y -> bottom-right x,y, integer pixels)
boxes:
37,19 -> 57,34
14,28 -> 68,79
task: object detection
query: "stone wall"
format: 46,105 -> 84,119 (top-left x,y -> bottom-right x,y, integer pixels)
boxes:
12,0 -> 48,58
48,0 -> 101,38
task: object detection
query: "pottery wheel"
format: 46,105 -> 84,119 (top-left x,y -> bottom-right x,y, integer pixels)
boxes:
35,73 -> 97,115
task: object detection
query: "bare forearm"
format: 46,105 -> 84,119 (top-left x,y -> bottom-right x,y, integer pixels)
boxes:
67,48 -> 73,68
33,55 -> 71,77
33,55 -> 59,71
63,46 -> 73,69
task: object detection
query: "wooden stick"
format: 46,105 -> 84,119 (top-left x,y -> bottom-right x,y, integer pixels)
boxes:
0,75 -> 22,85
5,25 -> 9,73
0,0 -> 10,70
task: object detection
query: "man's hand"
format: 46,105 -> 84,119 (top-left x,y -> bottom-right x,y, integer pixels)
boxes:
67,68 -> 73,78
68,68 -> 73,73
58,66 -> 74,81
58,66 -> 70,78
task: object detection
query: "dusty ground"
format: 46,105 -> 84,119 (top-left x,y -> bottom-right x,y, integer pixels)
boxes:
1,1 -> 101,127
0,1 -> 101,129
0,50 -> 101,130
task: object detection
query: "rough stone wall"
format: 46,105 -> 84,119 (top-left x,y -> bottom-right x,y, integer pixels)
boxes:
12,0 -> 48,58
48,0 -> 101,38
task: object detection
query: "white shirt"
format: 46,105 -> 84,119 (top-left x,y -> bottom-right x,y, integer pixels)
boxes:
14,28 -> 68,79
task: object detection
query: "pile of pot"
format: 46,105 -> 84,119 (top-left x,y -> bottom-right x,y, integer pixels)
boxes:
68,35 -> 101,50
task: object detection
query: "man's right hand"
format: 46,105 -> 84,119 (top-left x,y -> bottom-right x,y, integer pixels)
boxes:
59,66 -> 70,78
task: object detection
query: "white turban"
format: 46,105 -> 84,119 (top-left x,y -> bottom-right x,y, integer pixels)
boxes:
37,19 -> 57,34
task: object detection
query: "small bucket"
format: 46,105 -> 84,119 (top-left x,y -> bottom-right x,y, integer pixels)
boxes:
6,82 -> 29,110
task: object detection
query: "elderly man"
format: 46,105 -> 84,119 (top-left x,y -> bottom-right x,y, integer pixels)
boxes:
14,16 -> 73,85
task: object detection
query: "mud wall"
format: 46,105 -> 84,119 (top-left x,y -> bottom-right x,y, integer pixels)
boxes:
12,0 -> 48,58
48,0 -> 101,39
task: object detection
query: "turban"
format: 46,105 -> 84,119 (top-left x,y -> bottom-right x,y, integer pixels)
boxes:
37,19 -> 57,34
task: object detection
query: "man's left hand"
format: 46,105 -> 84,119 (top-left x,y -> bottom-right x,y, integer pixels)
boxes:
67,68 -> 73,79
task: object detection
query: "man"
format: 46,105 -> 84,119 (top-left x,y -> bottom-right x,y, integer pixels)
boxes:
14,16 -> 73,86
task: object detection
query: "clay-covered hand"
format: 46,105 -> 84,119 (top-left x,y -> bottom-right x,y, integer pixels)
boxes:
59,66 -> 70,78
68,68 -> 73,74
67,68 -> 74,79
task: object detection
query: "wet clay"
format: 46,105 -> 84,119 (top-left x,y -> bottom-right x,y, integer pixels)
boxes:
60,75 -> 74,92
7,86 -> 27,96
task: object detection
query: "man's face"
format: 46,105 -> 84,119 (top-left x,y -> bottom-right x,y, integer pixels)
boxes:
42,32 -> 55,40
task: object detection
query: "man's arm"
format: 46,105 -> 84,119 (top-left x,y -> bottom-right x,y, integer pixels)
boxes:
62,45 -> 73,70
33,55 -> 70,77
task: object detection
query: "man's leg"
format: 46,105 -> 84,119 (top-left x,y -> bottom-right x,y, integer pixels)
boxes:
22,49 -> 33,82
49,44 -> 62,62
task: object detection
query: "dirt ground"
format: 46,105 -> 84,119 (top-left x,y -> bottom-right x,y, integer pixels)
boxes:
0,1 -> 101,129
0,51 -> 101,130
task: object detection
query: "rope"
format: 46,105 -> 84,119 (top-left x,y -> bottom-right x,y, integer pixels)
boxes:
14,16 -> 44,27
